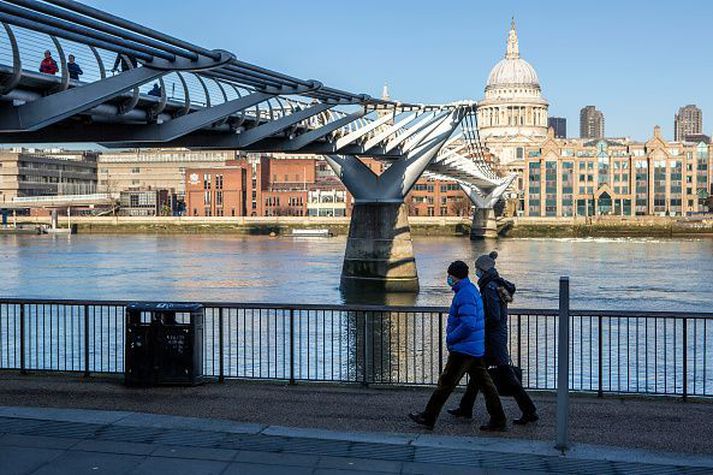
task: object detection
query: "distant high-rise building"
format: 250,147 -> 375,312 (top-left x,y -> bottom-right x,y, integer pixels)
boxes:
580,106 -> 604,139
548,117 -> 567,138
674,104 -> 703,142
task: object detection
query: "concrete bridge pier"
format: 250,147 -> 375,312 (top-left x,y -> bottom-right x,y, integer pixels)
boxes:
341,202 -> 418,292
470,207 -> 497,239
325,108 -> 467,293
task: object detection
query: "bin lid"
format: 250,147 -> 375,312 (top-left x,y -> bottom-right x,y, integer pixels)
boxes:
126,302 -> 203,312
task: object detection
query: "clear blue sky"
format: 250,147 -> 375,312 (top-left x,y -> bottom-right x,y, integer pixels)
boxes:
87,1 -> 712,141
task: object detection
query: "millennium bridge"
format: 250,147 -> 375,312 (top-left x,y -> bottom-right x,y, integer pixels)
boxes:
0,0 -> 514,291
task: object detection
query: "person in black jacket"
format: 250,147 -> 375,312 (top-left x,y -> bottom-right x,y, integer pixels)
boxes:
67,54 -> 83,80
448,251 -> 539,425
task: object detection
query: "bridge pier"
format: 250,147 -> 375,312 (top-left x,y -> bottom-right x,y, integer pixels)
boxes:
470,207 -> 497,240
341,202 -> 418,292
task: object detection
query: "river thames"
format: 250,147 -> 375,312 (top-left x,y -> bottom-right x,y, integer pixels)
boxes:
2,234 -> 712,311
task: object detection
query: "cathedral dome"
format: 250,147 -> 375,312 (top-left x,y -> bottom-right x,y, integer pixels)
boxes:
485,19 -> 540,91
487,58 -> 539,89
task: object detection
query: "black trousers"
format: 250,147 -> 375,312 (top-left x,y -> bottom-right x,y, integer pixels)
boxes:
423,351 -> 505,425
458,363 -> 537,417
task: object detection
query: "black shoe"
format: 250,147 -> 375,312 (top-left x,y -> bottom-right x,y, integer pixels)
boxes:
479,419 -> 507,432
408,412 -> 434,430
447,408 -> 473,419
513,413 -> 539,426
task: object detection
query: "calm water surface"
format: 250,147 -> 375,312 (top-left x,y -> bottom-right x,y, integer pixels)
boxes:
2,234 -> 712,311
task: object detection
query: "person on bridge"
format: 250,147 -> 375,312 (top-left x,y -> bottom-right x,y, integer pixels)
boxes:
147,83 -> 162,97
112,53 -> 138,73
448,251 -> 539,425
409,260 -> 506,431
67,54 -> 83,80
39,50 -> 58,75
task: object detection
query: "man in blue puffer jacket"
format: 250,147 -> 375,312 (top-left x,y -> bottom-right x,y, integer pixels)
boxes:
409,261 -> 506,431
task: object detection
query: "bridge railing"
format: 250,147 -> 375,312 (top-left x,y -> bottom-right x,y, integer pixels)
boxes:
0,298 -> 711,399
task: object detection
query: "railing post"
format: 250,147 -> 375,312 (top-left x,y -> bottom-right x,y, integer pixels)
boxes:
362,311 -> 370,387
555,276 -> 570,452
19,304 -> 26,375
289,308 -> 295,385
517,313 -> 522,368
218,307 -> 224,384
438,312 -> 444,375
597,315 -> 603,398
682,317 -> 688,402
83,304 -> 90,378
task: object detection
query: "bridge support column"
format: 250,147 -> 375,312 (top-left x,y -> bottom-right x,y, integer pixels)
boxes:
341,202 -> 418,292
50,209 -> 58,230
470,208 -> 497,240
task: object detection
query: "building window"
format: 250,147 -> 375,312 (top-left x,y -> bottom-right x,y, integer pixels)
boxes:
216,191 -> 223,207
203,173 -> 211,190
131,167 -> 140,173
216,174 -> 223,190
204,191 -> 211,205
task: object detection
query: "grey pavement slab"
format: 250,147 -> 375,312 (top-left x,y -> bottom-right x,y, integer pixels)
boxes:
30,450 -> 144,475
261,425 -> 415,445
0,446 -> 65,475
0,406 -> 132,425
0,433 -> 80,450
128,456 -> 228,475
114,412 -> 265,434
72,439 -> 156,456
151,445 -> 238,461
222,462 -> 315,475
317,455 -> 402,473
233,450 -> 319,466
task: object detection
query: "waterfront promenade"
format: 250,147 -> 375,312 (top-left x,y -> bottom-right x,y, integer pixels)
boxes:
1,375 -> 712,474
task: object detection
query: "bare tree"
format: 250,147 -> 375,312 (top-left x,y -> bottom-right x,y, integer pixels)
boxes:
449,197 -> 472,217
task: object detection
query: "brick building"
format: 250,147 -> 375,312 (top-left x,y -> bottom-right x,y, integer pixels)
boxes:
185,155 -> 473,218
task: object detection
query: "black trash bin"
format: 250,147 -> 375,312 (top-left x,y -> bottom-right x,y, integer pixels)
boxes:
125,302 -> 204,386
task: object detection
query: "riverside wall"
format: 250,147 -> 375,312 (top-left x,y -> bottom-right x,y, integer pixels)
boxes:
12,215 -> 713,237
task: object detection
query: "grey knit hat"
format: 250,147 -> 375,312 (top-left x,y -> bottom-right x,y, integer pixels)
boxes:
475,251 -> 498,272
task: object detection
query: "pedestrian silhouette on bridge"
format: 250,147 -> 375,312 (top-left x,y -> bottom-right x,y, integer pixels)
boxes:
147,83 -> 162,97
448,251 -> 539,425
409,260 -> 506,431
112,53 -> 138,73
67,54 -> 83,80
39,50 -> 58,75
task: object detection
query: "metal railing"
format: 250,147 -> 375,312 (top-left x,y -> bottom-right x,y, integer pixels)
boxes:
0,298 -> 711,399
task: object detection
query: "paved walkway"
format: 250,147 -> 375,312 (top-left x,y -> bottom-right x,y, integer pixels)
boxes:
1,375 -> 711,455
1,406 -> 713,475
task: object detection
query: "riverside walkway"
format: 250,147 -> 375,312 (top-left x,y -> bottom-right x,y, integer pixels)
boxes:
1,375 -> 712,474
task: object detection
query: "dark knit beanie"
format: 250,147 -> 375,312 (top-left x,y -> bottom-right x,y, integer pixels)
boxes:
475,251 -> 498,272
447,260 -> 469,279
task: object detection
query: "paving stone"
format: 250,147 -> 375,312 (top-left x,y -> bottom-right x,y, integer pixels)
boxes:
73,439 -> 156,455
234,449 -> 319,466
317,455 -> 402,473
152,445 -> 238,462
0,446 -> 65,475
128,456 -> 228,475
31,450 -> 144,475
0,433 -> 80,450
223,462 -> 315,475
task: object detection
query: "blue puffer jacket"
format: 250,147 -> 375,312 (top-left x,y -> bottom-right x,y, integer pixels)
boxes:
446,277 -> 485,358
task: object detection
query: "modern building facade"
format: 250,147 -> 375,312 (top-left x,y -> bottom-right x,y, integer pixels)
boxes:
476,19 -> 549,166
97,149 -> 234,197
675,104 -> 703,142
0,148 -> 98,203
547,117 -> 567,138
523,127 -> 712,217
580,106 -> 605,139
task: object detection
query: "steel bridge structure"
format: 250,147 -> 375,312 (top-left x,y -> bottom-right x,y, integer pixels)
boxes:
0,0 -> 514,291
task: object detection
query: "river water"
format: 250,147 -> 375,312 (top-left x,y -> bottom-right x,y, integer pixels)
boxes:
1,234 -> 712,312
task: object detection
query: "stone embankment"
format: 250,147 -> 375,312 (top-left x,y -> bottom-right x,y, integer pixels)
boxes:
13,215 -> 713,238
